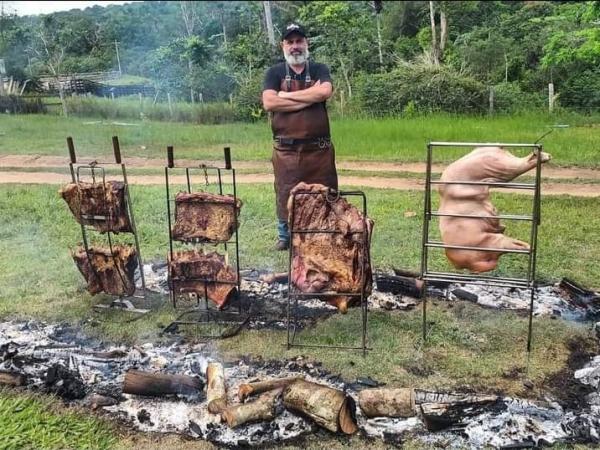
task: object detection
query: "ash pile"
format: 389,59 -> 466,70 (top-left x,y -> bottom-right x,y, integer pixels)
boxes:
2,321 -> 600,448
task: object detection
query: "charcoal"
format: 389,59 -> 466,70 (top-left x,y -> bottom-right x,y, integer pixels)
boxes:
44,363 -> 86,400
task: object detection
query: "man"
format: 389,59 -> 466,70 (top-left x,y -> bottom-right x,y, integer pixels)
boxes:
262,23 -> 338,251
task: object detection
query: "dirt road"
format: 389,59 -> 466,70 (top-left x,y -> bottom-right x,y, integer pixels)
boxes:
1,154 -> 599,196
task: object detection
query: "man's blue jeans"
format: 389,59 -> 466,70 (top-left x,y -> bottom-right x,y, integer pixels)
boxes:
277,219 -> 289,243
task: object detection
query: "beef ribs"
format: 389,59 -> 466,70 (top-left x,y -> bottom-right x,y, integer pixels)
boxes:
168,249 -> 238,309
72,245 -> 138,296
60,181 -> 132,233
287,182 -> 373,313
172,192 -> 242,243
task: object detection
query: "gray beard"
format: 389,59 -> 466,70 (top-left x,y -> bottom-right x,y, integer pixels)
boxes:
284,50 -> 309,66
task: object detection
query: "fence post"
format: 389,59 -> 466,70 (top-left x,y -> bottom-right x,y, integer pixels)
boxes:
548,83 -> 555,112
340,89 -> 345,118
488,86 -> 494,115
111,92 -> 115,101
190,88 -> 195,104
199,92 -> 203,103
167,92 -> 173,117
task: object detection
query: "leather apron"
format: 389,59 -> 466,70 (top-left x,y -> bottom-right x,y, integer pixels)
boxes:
271,64 -> 338,221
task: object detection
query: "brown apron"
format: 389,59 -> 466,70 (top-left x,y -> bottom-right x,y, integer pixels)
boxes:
271,68 -> 338,221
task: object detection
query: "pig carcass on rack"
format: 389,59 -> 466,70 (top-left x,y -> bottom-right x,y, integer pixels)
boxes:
438,146 -> 551,273
288,182 -> 373,313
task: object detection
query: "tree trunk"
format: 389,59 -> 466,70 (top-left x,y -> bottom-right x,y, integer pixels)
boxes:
439,9 -> 447,60
338,57 -> 352,99
283,380 -> 358,434
122,370 -> 203,397
206,362 -> 227,414
376,13 -> 384,68
358,388 -> 415,418
238,376 -> 303,402
263,1 -> 276,47
429,1 -> 439,66
223,388 -> 282,428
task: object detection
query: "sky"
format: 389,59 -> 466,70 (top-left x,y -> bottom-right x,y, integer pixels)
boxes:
4,1 -> 137,17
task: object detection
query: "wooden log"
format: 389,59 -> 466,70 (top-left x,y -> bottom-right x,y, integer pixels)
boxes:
222,388 -> 282,428
283,380 -> 358,434
87,394 -> 119,410
122,369 -> 203,397
238,376 -> 303,402
206,362 -> 227,414
0,371 -> 26,386
258,272 -> 288,284
414,389 -> 499,430
358,388 -> 415,418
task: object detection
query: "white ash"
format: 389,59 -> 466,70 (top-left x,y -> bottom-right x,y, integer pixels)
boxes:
368,291 -> 417,311
447,283 -> 586,319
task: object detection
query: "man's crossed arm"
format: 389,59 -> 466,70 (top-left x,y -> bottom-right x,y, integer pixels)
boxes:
262,80 -> 333,112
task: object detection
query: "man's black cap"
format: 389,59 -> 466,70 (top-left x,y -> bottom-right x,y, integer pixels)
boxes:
282,23 -> 307,40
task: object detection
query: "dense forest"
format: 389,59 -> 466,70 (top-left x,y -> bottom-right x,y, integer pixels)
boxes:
0,1 -> 599,116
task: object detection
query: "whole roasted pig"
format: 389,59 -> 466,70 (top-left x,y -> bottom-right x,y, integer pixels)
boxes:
438,146 -> 551,273
288,182 -> 373,313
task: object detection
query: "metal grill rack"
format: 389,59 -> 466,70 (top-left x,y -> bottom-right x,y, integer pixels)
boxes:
66,136 -> 147,314
286,189 -> 371,356
162,146 -> 245,337
420,142 -> 544,354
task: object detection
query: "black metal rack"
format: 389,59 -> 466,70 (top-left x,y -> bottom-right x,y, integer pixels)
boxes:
286,189 -> 371,356
163,146 -> 245,337
419,142 -> 544,354
66,136 -> 147,313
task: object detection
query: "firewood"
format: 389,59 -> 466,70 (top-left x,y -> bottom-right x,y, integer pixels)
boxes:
0,371 -> 26,386
122,369 -> 203,397
358,388 -> 415,418
238,376 -> 303,402
87,394 -> 119,410
414,389 -> 499,429
283,380 -> 358,434
206,362 -> 227,414
258,272 -> 288,284
222,388 -> 282,428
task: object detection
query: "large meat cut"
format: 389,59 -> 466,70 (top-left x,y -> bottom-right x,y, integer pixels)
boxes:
168,249 -> 238,309
438,146 -> 551,272
72,245 -> 138,296
172,192 -> 242,243
288,183 -> 373,313
60,181 -> 132,233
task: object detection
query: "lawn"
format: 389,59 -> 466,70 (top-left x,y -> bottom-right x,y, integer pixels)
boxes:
1,112 -> 599,166
1,181 -> 599,449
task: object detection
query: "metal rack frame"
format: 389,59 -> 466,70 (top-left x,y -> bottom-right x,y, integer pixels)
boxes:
286,189 -> 371,356
163,146 -> 245,337
66,136 -> 147,313
420,142 -> 543,353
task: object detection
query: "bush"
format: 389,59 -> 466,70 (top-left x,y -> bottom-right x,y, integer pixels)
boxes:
232,71 -> 266,122
491,82 -> 544,113
560,67 -> 600,112
0,96 -> 47,114
354,64 -> 488,116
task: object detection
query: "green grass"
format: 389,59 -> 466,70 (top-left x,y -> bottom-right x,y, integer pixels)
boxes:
1,112 -> 599,166
0,182 -> 598,446
0,389 -> 117,450
106,75 -> 152,86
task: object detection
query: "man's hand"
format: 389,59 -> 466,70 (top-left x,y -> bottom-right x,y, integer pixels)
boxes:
262,90 -> 311,112
278,80 -> 333,104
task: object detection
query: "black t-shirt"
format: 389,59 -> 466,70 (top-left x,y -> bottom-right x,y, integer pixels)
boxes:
263,61 -> 333,94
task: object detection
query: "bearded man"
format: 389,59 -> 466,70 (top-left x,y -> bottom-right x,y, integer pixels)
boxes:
262,23 -> 338,251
